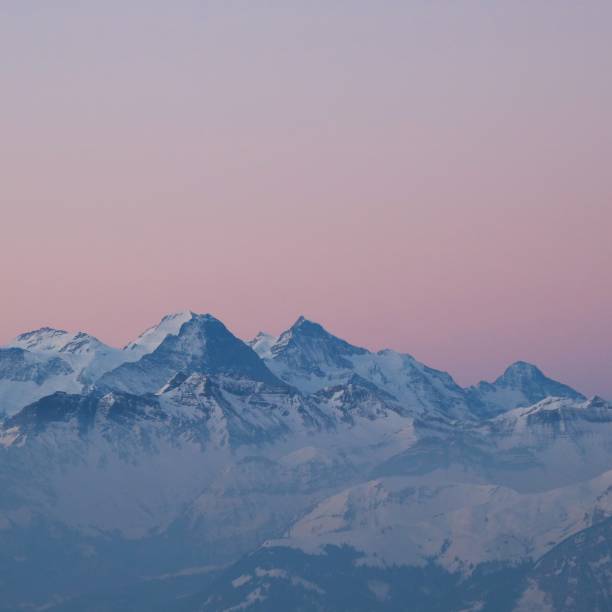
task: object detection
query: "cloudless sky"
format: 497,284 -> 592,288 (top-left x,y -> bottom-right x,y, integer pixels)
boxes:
1,1 -> 611,397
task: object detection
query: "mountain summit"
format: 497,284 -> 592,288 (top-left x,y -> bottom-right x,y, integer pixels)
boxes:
124,310 -> 194,358
267,316 -> 368,378
99,313 -> 284,395
468,360 -> 584,417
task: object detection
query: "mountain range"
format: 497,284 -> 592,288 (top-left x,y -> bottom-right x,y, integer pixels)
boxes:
0,311 -> 610,611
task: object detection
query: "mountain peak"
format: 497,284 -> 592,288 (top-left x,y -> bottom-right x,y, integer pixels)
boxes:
282,316 -> 361,346
11,327 -> 72,352
258,317 -> 370,393
469,360 -> 585,417
163,309 -> 195,320
10,328 -> 113,357
101,313 -> 284,395
59,331 -> 108,354
16,326 -> 69,339
585,395 -> 610,410
274,317 -> 366,356
289,315 -> 322,333
190,312 -> 222,324
124,310 -> 194,356
497,361 -> 545,384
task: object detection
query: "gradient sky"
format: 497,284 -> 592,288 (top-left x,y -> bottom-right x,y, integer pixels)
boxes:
1,1 -> 611,397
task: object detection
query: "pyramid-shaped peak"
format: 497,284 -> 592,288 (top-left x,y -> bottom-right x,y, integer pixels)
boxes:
158,313 -> 237,348
290,315 -> 321,330
494,360 -> 584,400
286,316 -> 344,340
107,311 -> 285,392
584,395 -> 610,409
499,361 -> 544,381
181,313 -> 239,340
271,316 -> 368,362
293,318 -> 321,333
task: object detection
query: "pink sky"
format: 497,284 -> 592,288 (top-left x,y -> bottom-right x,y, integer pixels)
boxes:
1,2 -> 611,396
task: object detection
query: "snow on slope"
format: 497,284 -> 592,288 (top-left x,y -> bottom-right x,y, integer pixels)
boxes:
0,373 -> 82,418
252,320 -> 586,421
99,313 -> 285,396
468,361 -> 584,417
247,332 -> 278,360
10,327 -> 75,352
1,327 -> 126,415
253,317 -> 473,419
371,395 -> 612,494
0,360 -> 421,543
475,396 -> 612,490
0,312 -> 198,416
0,347 -> 80,416
267,469 -> 612,574
123,310 -> 194,358
1,312 -> 611,610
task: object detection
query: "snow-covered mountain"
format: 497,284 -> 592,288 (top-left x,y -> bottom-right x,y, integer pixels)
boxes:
200,469 -> 612,612
467,360 -> 585,417
0,347 -> 79,416
0,312 -> 201,416
0,327 -> 123,416
10,327 -> 126,381
260,316 -> 369,389
252,316 -> 476,420
272,468 -> 612,572
123,310 -> 194,358
99,313 -> 286,396
0,311 -> 608,611
247,331 -> 277,360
